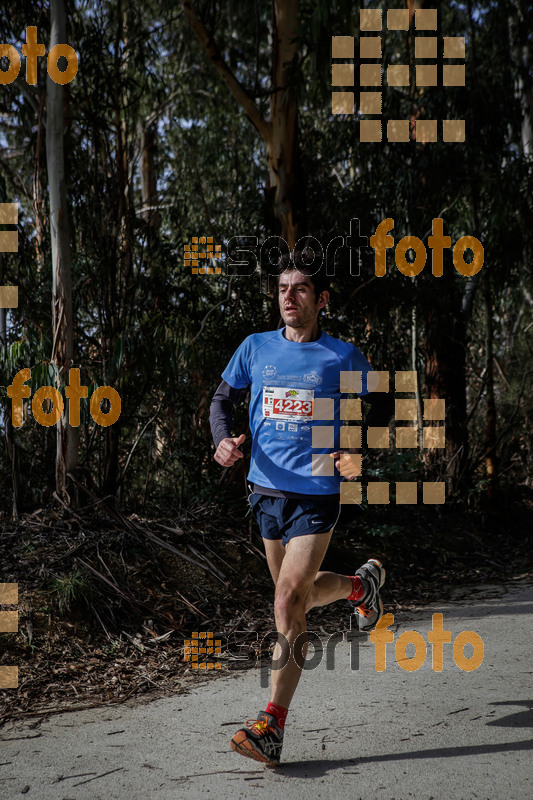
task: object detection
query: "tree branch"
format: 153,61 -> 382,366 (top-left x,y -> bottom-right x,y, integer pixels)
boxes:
181,0 -> 271,142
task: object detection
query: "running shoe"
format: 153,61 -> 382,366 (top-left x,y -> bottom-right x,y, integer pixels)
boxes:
230,711 -> 284,766
349,558 -> 386,632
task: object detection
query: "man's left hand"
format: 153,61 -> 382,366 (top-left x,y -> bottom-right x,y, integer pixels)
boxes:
330,451 -> 362,480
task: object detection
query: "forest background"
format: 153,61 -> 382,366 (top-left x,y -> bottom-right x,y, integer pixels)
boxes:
0,0 -> 532,718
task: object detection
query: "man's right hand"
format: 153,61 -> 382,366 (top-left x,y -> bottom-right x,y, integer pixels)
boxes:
214,434 -> 246,467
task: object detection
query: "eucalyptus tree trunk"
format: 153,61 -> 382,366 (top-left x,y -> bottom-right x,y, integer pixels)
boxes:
140,122 -> 161,232
266,0 -> 301,247
508,1 -> 533,156
46,0 -> 78,502
1,297 -> 22,517
182,0 -> 303,245
424,292 -> 468,488
483,275 -> 497,504
411,0 -> 469,491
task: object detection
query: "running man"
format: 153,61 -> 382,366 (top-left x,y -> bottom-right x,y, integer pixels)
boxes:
209,263 -> 393,766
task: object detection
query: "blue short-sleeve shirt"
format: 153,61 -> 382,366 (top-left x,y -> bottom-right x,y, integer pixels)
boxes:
222,328 -> 374,495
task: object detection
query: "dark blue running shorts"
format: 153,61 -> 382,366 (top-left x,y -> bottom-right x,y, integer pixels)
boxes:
249,493 -> 341,547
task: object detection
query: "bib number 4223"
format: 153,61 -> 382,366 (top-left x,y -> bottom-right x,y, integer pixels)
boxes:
262,386 -> 314,422
273,397 -> 312,415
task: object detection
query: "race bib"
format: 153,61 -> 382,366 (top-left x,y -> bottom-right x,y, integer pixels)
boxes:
262,386 -> 314,422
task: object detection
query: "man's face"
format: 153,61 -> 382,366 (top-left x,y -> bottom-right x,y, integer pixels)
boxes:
278,270 -> 328,329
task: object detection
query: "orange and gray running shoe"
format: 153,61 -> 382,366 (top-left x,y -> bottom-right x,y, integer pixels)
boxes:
230,712 -> 284,766
350,558 -> 386,632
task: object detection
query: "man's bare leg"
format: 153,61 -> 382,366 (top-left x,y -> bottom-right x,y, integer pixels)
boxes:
230,536 -> 381,765
263,538 -> 352,612
305,570 -> 353,610
267,532 -> 346,709
263,539 -> 285,586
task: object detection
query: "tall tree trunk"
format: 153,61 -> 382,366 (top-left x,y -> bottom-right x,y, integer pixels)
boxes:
411,306 -> 423,444
267,0 -> 301,246
182,0 -> 303,245
1,297 -> 22,517
46,0 -> 78,502
101,1 -> 133,498
411,0 -> 469,491
508,1 -> 533,156
424,278 -> 468,491
483,275 -> 497,504
140,122 -> 161,232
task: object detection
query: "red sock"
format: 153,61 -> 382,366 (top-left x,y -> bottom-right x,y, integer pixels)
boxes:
265,702 -> 288,730
347,575 -> 364,602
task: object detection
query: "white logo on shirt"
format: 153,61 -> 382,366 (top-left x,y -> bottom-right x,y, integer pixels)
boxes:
262,364 -> 277,378
303,370 -> 322,386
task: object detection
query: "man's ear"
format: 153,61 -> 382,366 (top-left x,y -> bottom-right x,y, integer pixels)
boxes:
318,290 -> 330,310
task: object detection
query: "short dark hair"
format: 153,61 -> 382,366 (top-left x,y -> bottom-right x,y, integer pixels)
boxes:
276,240 -> 330,300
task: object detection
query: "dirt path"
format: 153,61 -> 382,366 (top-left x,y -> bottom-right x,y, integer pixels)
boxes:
1,579 -> 532,800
